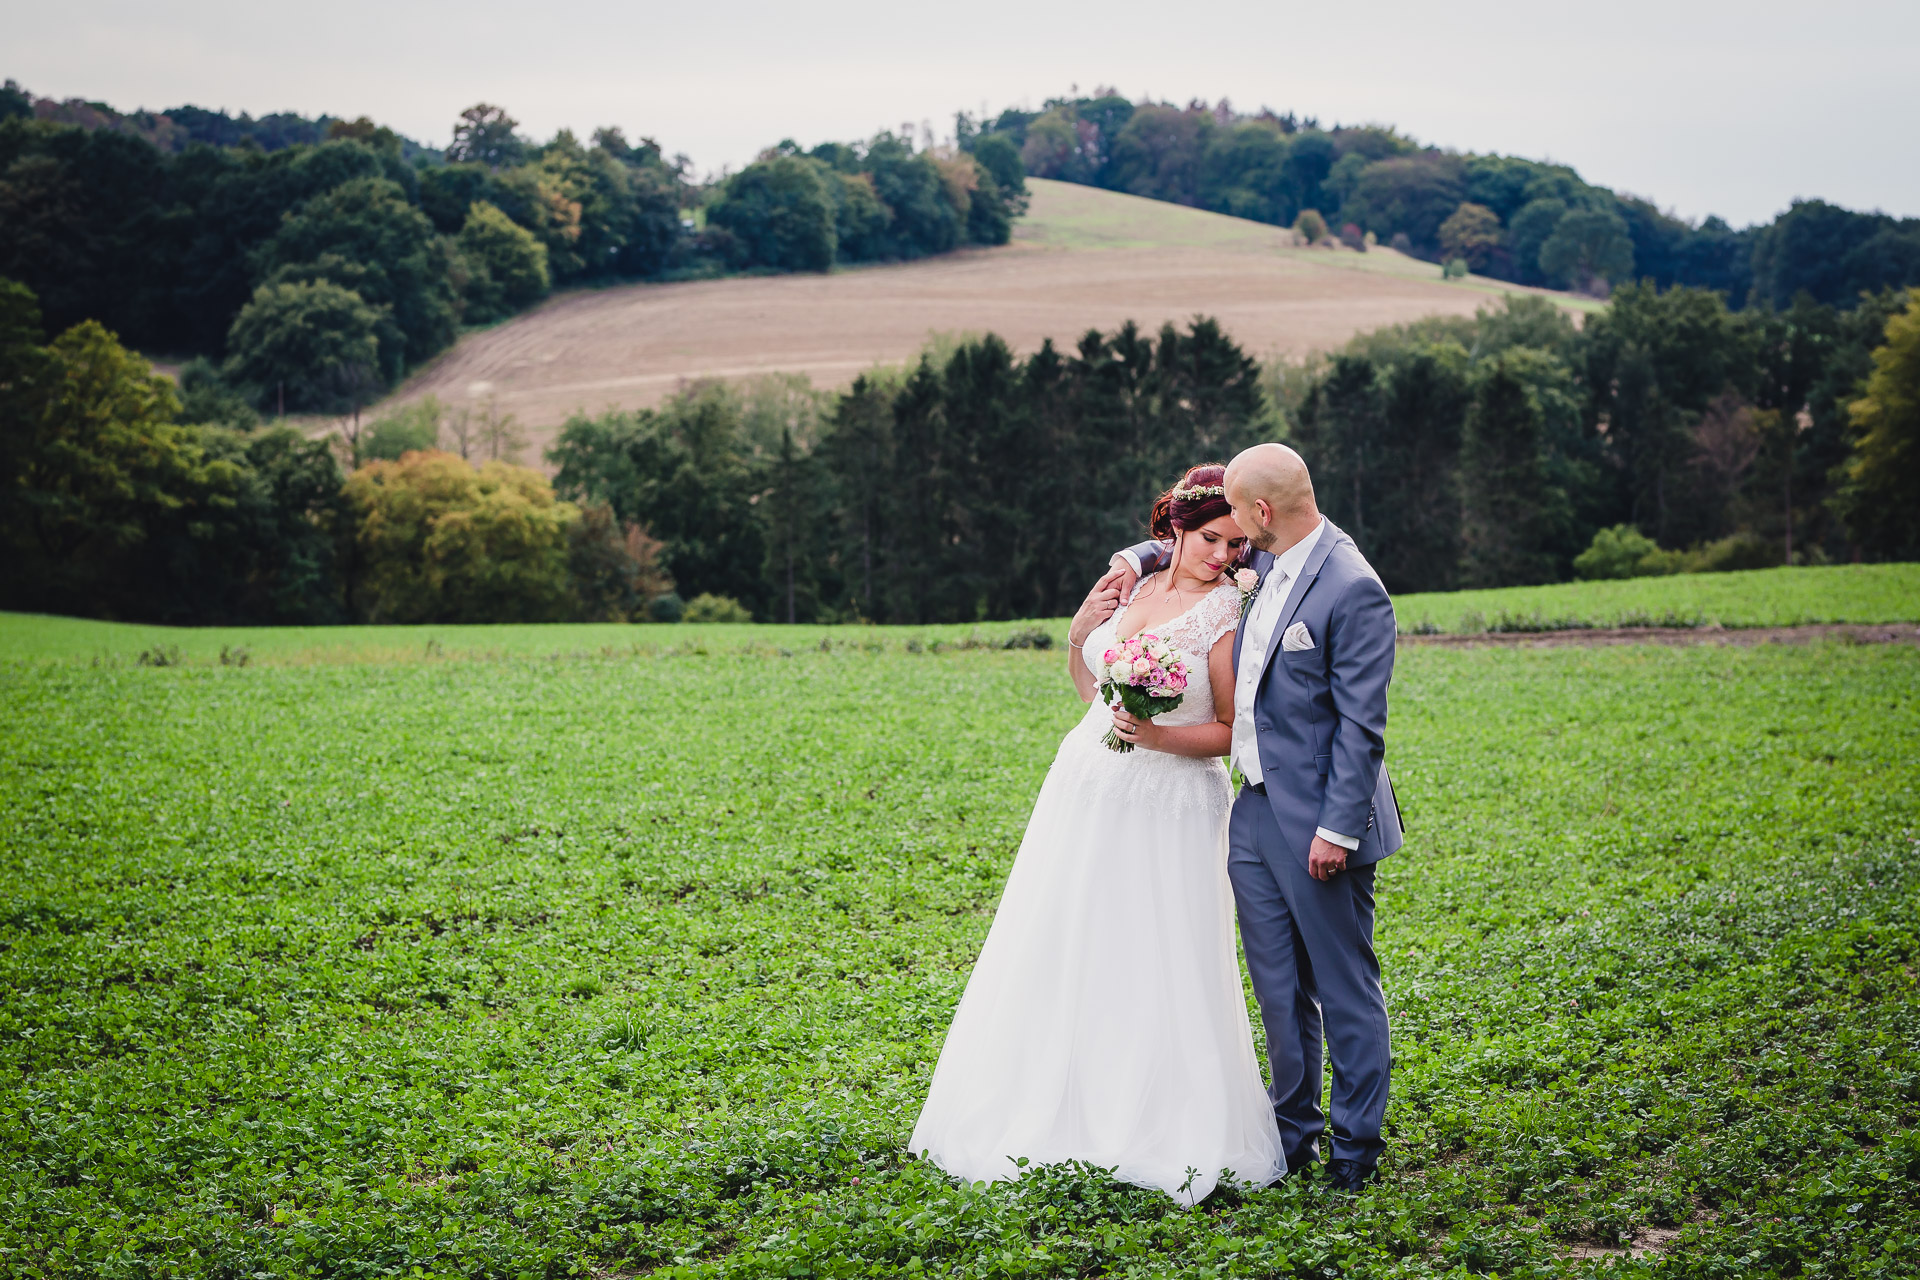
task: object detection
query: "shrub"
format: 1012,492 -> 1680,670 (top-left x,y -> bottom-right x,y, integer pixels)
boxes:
1001,625 -> 1054,650
1292,209 -> 1327,245
360,398 -> 443,461
1689,531 -> 1781,573
647,592 -> 685,623
682,592 -> 753,623
1573,524 -> 1663,579
1575,524 -> 1782,580
1340,222 -> 1367,252
1443,258 -> 1470,280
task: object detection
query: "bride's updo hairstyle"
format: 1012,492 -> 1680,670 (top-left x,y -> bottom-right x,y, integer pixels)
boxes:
1148,463 -> 1232,540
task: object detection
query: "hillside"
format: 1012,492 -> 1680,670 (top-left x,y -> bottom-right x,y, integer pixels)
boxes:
383,178 -> 1585,436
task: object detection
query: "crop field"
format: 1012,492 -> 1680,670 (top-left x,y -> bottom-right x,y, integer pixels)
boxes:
381,179 -> 1581,441
1394,564 -> 1920,635
3,601 -> 1917,1279
5,564 -> 1913,673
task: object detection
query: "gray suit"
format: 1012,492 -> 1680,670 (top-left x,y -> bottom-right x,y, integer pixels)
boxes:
1127,519 -> 1401,1171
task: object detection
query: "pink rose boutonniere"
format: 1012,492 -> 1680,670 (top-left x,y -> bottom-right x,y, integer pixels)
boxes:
1233,567 -> 1261,616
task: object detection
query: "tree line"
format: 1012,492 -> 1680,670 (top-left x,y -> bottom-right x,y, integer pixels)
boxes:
960,92 -> 1920,306
12,269 -> 1913,628
0,86 -> 1020,422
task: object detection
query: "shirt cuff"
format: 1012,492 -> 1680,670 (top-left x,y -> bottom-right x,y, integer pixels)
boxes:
1116,549 -> 1143,575
1315,826 -> 1360,851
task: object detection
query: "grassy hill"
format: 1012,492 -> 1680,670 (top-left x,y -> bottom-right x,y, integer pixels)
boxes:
384,179 -> 1584,441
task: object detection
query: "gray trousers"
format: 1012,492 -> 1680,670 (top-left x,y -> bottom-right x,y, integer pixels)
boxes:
1228,788 -> 1391,1169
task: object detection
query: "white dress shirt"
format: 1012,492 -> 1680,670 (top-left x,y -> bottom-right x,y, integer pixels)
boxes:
1123,518 -> 1356,850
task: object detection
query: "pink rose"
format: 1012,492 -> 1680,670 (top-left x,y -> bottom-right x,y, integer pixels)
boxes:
1234,568 -> 1259,592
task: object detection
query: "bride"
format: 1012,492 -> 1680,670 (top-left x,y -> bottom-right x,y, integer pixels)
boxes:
910,464 -> 1285,1205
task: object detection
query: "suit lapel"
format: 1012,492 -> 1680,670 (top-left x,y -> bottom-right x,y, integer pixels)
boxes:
1258,520 -> 1342,684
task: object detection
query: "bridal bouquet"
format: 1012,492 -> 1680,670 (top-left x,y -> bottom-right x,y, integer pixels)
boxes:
1095,633 -> 1189,753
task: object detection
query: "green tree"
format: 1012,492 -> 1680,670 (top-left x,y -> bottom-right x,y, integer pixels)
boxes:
1506,198 -> 1568,286
969,133 -> 1028,213
1459,354 -> 1567,586
173,357 -> 260,427
446,104 -> 527,169
1341,153 -> 1467,256
223,279 -> 384,415
828,172 -> 890,262
707,156 -> 836,271
255,176 -> 459,377
458,199 -> 550,321
1439,201 -> 1502,271
0,311 -> 212,613
148,424 -> 347,623
1539,207 -> 1636,293
863,135 -> 961,260
1838,289 -> 1920,558
1106,104 -> 1210,205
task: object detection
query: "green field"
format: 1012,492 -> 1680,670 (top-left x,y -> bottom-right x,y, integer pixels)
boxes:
3,565 -> 1913,672
1394,563 -> 1920,634
3,609 -> 1918,1278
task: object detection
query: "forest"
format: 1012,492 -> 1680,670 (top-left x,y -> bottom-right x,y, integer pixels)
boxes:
3,80 -> 1919,627
960,92 -> 1920,305
0,84 -> 1022,416
4,261 -> 1916,626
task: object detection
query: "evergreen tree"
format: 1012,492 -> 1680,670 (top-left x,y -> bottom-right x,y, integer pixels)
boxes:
1460,356 -> 1564,587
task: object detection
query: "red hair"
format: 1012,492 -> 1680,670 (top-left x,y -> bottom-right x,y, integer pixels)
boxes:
1148,463 -> 1231,540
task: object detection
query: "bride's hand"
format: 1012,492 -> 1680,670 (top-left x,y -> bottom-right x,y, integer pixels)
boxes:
1111,707 -> 1158,750
1069,568 -> 1126,646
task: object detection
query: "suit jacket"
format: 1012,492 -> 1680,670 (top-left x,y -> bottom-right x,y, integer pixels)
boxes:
1126,519 -> 1404,869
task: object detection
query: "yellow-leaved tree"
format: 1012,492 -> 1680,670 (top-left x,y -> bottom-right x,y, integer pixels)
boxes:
344,450 -> 580,623
1840,288 -> 1920,559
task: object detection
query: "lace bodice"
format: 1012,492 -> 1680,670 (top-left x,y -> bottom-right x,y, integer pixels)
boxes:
1082,578 -> 1242,728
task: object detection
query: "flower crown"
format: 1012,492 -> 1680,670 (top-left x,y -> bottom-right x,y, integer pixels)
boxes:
1170,483 -> 1226,502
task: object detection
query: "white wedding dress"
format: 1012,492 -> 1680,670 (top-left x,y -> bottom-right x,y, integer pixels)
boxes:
910,579 -> 1285,1205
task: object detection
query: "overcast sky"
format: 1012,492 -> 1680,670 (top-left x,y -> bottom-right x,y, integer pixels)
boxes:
9,0 -> 1917,227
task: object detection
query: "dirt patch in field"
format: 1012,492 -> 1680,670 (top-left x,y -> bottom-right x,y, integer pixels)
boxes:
380,180 -> 1578,447
1563,1225 -> 1687,1259
1402,623 -> 1920,648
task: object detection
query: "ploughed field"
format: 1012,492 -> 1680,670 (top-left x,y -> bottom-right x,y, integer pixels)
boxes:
3,604 -> 1917,1277
384,178 -> 1581,441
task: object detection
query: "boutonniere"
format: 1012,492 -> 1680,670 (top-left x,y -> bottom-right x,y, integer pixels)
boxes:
1232,566 -> 1261,617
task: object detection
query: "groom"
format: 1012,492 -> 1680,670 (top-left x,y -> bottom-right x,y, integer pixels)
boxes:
1104,443 -> 1402,1191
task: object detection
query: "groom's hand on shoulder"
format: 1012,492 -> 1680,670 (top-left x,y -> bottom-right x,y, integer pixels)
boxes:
1069,569 -> 1126,645
1105,553 -> 1139,603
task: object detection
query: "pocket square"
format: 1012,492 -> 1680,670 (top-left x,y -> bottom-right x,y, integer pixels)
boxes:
1281,621 -> 1315,652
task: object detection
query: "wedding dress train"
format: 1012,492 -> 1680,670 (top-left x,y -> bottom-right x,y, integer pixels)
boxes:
910,580 -> 1284,1204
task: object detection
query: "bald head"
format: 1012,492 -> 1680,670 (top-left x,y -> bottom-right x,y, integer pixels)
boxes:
1224,443 -> 1319,552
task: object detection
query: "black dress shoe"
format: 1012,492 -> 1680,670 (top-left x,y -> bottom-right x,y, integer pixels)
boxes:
1324,1159 -> 1376,1192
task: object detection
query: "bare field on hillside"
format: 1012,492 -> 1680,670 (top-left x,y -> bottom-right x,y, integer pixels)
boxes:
383,179 -> 1583,439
